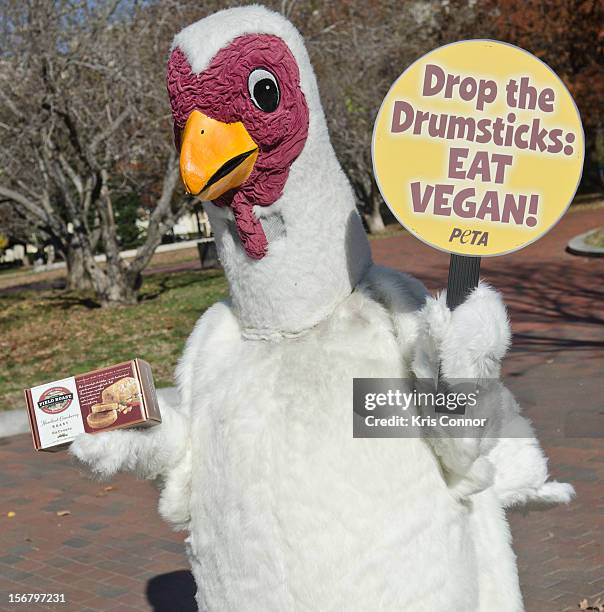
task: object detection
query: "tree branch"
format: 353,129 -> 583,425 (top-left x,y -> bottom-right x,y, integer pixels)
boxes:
0,185 -> 49,225
89,107 -> 131,154
127,152 -> 182,277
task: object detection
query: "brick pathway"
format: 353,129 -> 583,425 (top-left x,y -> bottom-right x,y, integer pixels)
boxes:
1,207 -> 602,611
0,439 -> 195,612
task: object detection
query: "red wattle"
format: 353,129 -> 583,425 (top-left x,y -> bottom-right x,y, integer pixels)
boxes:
231,195 -> 268,259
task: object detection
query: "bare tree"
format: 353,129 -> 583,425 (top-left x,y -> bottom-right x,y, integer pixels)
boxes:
0,202 -> 34,246
0,0 -> 192,304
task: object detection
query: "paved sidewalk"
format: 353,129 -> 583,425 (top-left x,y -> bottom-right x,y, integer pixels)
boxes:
0,440 -> 194,612
1,207 -> 602,611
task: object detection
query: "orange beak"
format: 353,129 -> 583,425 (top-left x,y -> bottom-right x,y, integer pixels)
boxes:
179,110 -> 258,201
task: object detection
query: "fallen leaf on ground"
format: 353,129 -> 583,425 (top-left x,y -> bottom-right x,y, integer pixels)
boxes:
578,598 -> 604,611
6,511 -> 15,518
56,510 -> 71,517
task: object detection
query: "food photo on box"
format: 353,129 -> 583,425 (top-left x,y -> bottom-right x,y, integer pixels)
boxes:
0,2 -> 602,611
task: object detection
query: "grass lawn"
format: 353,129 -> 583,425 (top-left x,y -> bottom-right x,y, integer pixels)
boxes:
0,268 -> 228,411
0,244 -> 203,291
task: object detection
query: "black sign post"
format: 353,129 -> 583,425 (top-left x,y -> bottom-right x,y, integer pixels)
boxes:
446,254 -> 481,310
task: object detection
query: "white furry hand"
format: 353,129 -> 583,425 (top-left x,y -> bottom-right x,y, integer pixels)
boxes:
411,282 -> 511,499
413,282 -> 511,381
70,402 -> 189,480
70,430 -> 130,479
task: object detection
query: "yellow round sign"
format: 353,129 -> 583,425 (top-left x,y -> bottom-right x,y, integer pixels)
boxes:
372,40 -> 584,256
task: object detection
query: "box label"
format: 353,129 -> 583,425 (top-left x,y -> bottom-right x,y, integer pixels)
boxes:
30,377 -> 85,448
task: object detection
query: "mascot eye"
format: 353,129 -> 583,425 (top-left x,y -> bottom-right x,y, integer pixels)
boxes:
248,68 -> 280,112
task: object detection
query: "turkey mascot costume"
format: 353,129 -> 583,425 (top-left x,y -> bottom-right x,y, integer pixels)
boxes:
72,6 -> 574,611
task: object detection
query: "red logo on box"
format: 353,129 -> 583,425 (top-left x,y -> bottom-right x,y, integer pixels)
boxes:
37,387 -> 73,414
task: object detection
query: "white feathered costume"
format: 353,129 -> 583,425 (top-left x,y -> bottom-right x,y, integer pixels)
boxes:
72,7 -> 573,611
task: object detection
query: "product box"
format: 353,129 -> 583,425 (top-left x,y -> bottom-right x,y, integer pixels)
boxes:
24,359 -> 161,451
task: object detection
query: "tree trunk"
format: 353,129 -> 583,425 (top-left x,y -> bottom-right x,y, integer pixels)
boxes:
100,273 -> 138,307
84,263 -> 138,307
79,246 -> 138,307
364,193 -> 385,234
65,242 -> 91,290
